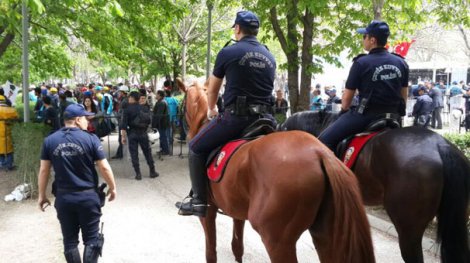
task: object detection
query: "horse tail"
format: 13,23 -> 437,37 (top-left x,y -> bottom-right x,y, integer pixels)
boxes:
437,143 -> 470,263
320,149 -> 375,263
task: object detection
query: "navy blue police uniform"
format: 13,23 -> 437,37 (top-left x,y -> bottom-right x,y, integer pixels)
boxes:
318,21 -> 409,152
177,11 -> 276,217
41,126 -> 105,261
412,88 -> 434,127
189,35 -> 276,155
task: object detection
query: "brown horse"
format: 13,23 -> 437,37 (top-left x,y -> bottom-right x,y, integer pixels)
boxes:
177,79 -> 375,263
281,110 -> 470,263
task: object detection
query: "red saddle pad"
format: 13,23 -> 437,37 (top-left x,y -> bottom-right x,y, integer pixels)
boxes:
207,140 -> 248,182
342,132 -> 379,169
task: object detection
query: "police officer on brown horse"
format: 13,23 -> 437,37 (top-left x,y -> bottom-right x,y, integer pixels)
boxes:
176,11 -> 276,217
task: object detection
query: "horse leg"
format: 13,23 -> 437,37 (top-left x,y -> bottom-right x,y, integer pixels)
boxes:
250,204 -> 312,263
200,204 -> 218,263
384,193 -> 438,263
231,219 -> 245,263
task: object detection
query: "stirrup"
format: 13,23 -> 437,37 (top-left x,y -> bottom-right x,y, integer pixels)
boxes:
175,196 -> 208,217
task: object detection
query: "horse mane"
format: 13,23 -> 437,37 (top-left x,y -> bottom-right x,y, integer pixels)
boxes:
279,110 -> 339,136
183,80 -> 209,140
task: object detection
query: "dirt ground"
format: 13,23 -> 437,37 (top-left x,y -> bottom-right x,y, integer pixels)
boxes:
0,133 -> 440,263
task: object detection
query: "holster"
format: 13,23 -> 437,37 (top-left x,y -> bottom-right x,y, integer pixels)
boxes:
97,183 -> 107,208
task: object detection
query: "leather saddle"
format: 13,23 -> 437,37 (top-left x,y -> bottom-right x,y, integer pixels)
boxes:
336,114 -> 401,160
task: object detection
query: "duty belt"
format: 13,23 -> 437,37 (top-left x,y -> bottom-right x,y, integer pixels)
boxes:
226,104 -> 273,116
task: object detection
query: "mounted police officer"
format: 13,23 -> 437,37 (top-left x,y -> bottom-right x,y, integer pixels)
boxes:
38,103 -> 117,263
318,20 -> 409,152
175,10 -> 276,217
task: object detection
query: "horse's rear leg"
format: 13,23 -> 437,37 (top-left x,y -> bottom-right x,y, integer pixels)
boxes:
200,204 -> 218,263
385,195 -> 437,263
231,219 -> 245,263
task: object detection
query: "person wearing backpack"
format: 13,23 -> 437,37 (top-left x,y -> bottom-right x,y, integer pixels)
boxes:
120,91 -> 159,180
152,90 -> 170,155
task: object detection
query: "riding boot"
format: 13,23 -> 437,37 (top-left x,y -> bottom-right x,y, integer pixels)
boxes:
83,245 -> 100,263
64,247 -> 81,263
149,165 -> 159,178
175,150 -> 207,217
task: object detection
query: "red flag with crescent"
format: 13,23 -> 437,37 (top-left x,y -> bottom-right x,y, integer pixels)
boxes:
393,40 -> 416,58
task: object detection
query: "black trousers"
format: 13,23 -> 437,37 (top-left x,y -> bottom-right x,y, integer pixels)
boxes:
55,191 -> 101,251
431,107 -> 443,128
128,130 -> 155,173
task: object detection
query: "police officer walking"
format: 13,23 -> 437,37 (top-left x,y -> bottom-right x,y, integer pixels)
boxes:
120,91 -> 159,180
175,10 -> 276,217
318,20 -> 409,151
38,103 -> 117,263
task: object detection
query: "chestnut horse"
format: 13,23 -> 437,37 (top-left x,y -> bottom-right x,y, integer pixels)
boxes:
177,80 -> 375,263
280,110 -> 470,263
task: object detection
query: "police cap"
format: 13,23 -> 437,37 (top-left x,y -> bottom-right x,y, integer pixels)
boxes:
63,104 -> 95,119
232,11 -> 260,29
357,20 -> 390,40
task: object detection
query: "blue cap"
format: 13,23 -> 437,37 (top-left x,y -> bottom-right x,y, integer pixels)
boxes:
233,11 -> 260,28
63,104 -> 94,119
329,89 -> 337,93
357,20 -> 390,39
418,86 -> 427,92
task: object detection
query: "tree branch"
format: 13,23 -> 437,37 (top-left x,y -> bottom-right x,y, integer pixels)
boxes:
269,7 -> 288,55
458,24 -> 470,54
0,33 -> 15,59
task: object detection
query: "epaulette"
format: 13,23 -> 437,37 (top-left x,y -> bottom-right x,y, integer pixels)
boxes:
391,52 -> 405,59
352,54 -> 367,62
223,39 -> 237,48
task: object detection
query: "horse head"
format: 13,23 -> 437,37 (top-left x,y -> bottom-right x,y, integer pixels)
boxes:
176,77 -> 209,140
279,110 -> 339,136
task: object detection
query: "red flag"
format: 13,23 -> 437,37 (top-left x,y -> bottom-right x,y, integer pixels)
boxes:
393,40 -> 416,58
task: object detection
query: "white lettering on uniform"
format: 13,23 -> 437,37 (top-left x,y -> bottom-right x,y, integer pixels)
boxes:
53,143 -> 85,157
239,52 -> 274,69
372,64 -> 402,81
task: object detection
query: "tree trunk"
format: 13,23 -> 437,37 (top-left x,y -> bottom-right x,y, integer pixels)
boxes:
373,0 -> 385,20
0,33 -> 15,59
286,1 -> 300,112
181,40 -> 187,81
299,9 -> 314,112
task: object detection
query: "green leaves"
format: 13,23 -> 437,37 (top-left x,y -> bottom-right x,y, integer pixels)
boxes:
28,0 -> 45,14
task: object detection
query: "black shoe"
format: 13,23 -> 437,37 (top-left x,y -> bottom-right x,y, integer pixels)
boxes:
150,170 -> 159,178
135,173 -> 142,180
175,197 -> 207,217
111,155 -> 122,159
157,151 -> 169,156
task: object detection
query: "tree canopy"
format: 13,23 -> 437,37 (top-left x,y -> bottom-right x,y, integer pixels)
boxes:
0,0 -> 468,106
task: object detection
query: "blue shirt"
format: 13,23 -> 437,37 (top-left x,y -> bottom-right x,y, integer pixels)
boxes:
346,48 -> 409,107
164,96 -> 179,122
412,94 -> 434,116
41,127 -> 105,190
213,36 -> 276,107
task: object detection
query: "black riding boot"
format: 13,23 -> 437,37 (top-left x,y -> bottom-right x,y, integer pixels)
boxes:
64,247 -> 81,263
83,244 -> 101,263
175,150 -> 207,217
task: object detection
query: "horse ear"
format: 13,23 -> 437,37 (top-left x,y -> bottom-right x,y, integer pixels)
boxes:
176,77 -> 186,93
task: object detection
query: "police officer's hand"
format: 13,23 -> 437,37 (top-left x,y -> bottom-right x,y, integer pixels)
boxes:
207,106 -> 218,120
38,197 -> 51,212
107,188 -> 116,202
